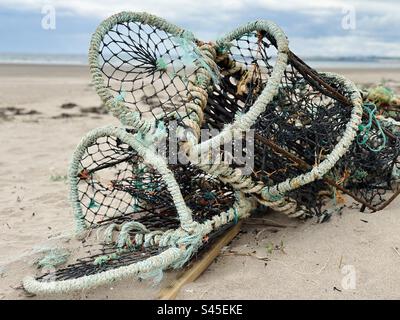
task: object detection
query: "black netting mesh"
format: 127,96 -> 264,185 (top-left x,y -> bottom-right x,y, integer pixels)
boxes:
336,131 -> 400,208
98,21 -> 201,122
36,220 -> 235,282
76,131 -> 236,229
204,31 -> 399,215
36,244 -> 162,282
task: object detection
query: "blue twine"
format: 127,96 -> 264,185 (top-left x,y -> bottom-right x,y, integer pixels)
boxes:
172,35 -> 219,84
88,199 -> 99,210
156,57 -> 168,71
115,91 -> 126,102
233,207 -> 238,224
263,190 -> 283,202
204,192 -> 216,200
357,102 -> 387,152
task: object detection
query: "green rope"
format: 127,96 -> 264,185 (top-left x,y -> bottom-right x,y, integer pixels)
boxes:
215,42 -> 232,54
138,268 -> 164,285
351,169 -> 368,181
263,192 -> 283,202
88,199 -> 99,209
171,232 -> 203,269
203,192 -> 216,200
156,57 -> 168,71
36,249 -> 70,269
172,35 -> 219,84
115,91 -> 126,102
357,102 -> 387,152
367,86 -> 394,107
195,73 -> 207,86
93,252 -> 120,266
134,120 -> 167,147
233,207 -> 238,224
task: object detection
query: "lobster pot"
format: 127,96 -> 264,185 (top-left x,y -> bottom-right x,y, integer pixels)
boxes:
202,25 -> 364,217
23,126 -> 250,295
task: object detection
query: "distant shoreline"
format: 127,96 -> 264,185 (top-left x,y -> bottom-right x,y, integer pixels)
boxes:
1,62 -> 399,86
1,53 -> 400,69
1,61 -> 400,70
0,62 -> 88,67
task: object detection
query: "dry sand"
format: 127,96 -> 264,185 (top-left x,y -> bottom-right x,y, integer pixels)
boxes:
0,64 -> 399,300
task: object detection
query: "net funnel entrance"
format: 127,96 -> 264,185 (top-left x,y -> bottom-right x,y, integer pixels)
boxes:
69,127 -> 240,232
89,11 -> 216,135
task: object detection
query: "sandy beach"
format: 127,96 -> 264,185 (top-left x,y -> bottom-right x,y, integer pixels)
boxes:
0,63 -> 399,300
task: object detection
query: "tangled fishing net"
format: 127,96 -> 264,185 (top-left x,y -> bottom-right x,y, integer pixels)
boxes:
23,11 -> 400,295
203,29 -> 399,217
364,86 -> 400,121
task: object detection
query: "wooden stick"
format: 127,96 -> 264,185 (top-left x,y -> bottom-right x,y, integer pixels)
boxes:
158,221 -> 242,300
243,217 -> 296,228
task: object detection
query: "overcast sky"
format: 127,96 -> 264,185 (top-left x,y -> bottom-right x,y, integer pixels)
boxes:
0,0 -> 399,57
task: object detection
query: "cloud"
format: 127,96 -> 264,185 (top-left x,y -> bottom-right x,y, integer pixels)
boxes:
1,0 -> 395,17
291,35 -> 400,57
356,13 -> 400,40
0,0 -> 398,56
0,0 -> 394,21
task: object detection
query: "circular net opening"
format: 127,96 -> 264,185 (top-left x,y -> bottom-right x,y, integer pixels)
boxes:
98,21 -> 202,122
